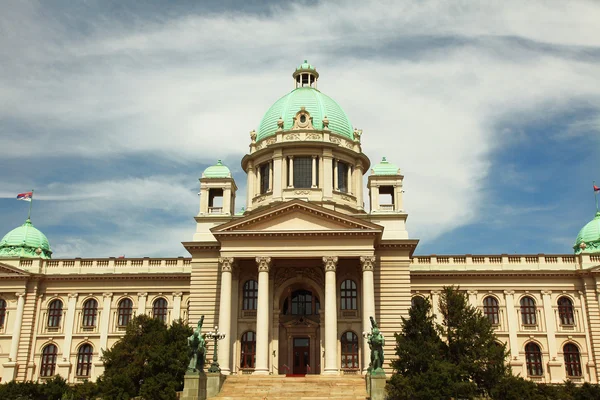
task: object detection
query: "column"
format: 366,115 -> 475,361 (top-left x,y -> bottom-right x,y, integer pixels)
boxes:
323,256 -> 339,374
504,290 -> 522,371
246,163 -> 255,211
218,257 -> 234,375
430,290 -> 443,325
333,160 -> 339,191
137,292 -> 147,315
288,156 -> 294,188
8,293 -> 25,362
223,188 -> 231,214
99,293 -> 112,351
254,257 -> 272,375
467,290 -> 478,307
311,156 -> 317,188
59,293 -> 78,379
256,165 -> 262,194
371,185 -> 380,212
347,166 -> 353,194
542,290 -> 561,382
269,161 -> 273,192
323,152 -> 333,199
360,256 -> 376,373
172,292 -> 183,321
355,162 -> 364,209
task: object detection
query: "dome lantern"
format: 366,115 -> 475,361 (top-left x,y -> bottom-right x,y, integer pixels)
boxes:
293,60 -> 319,89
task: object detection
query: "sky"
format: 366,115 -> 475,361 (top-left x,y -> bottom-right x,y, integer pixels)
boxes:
0,0 -> 599,258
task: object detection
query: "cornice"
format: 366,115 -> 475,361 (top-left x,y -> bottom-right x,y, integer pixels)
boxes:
411,270 -> 579,278
43,273 -> 190,282
213,230 -> 381,239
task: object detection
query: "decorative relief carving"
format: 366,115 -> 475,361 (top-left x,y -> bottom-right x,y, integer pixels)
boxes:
218,257 -> 235,272
249,130 -> 257,142
353,128 -> 363,142
322,256 -> 338,272
266,137 -> 277,145
255,195 -> 267,203
294,190 -> 310,195
306,133 -> 322,140
274,267 -> 324,288
329,137 -> 341,144
345,141 -> 354,149
360,256 -> 376,271
256,257 -> 272,273
285,133 -> 300,141
341,195 -> 353,202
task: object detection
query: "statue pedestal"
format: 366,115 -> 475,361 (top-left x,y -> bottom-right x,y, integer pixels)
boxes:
182,371 -> 207,400
366,373 -> 387,400
206,372 -> 224,398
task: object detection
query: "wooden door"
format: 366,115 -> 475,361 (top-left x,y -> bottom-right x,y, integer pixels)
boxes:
293,337 -> 310,374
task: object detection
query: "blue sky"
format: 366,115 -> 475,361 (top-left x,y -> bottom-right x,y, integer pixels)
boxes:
1,0 -> 599,258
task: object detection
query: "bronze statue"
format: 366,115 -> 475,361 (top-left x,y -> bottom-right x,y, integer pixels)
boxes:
187,316 -> 206,372
367,316 -> 385,375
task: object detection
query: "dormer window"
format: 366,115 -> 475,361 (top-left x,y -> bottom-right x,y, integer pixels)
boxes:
293,108 -> 313,130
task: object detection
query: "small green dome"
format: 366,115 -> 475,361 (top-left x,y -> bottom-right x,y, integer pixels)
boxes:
203,160 -> 231,178
257,87 -> 353,141
296,60 -> 316,72
372,157 -> 400,175
0,219 -> 52,259
574,212 -> 600,254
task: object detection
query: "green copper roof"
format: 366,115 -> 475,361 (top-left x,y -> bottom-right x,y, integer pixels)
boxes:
0,218 -> 52,259
203,160 -> 231,178
256,87 -> 353,141
296,60 -> 316,71
372,157 -> 400,175
574,212 -> 600,254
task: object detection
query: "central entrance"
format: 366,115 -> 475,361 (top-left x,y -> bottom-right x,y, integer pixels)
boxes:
293,337 -> 310,374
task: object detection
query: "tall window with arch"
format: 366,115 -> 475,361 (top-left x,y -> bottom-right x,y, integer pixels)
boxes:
152,298 -> 168,323
340,280 -> 357,310
243,280 -> 258,310
0,298 -> 6,329
563,343 -> 582,377
47,299 -> 63,328
240,331 -> 256,369
341,331 -> 359,370
520,296 -> 537,325
337,161 -> 350,193
483,296 -> 500,325
82,298 -> 98,327
76,344 -> 93,377
283,289 -> 319,315
557,296 -> 575,325
117,298 -> 133,327
40,344 -> 58,377
411,296 -> 425,308
525,342 -> 543,376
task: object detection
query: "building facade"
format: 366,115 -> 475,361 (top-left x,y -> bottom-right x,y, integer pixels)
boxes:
1,62 -> 600,385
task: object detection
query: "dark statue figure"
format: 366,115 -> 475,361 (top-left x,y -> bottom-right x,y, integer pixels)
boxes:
187,316 -> 206,372
367,316 -> 385,375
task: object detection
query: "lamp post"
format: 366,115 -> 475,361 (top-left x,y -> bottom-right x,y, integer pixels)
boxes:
205,325 -> 226,373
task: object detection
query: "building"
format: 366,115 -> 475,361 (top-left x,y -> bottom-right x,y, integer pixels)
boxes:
1,62 -> 600,385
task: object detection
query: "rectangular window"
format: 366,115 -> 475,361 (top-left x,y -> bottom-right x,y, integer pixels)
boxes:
260,163 -> 270,194
293,157 -> 312,188
337,162 -> 348,193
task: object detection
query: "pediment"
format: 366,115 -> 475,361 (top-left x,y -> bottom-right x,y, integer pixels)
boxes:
212,200 -> 382,234
0,262 -> 30,276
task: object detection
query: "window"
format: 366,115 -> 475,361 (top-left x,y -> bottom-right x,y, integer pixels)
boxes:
411,296 -> 425,308
520,296 -> 537,325
0,298 -> 6,328
118,298 -> 133,326
340,280 -> 357,310
40,344 -> 58,377
82,299 -> 98,327
243,280 -> 258,310
260,163 -> 270,194
525,342 -> 543,376
152,298 -> 168,323
240,331 -> 256,369
483,296 -> 500,325
337,161 -> 349,193
341,331 -> 359,369
558,297 -> 575,325
563,343 -> 582,377
47,299 -> 63,328
76,344 -> 93,377
293,157 -> 312,188
291,289 -> 312,315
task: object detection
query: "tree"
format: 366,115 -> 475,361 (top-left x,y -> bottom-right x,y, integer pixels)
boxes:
97,315 -> 192,400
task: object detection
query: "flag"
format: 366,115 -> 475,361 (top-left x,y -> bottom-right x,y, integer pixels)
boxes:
17,192 -> 33,202
595,185 -> 600,193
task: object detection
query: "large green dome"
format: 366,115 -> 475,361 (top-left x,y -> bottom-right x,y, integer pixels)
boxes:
573,212 -> 600,254
256,87 -> 353,142
0,219 -> 52,259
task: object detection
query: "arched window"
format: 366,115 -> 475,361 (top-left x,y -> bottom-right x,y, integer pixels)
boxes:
152,298 -> 168,323
483,296 -> 500,325
0,298 -> 6,328
558,297 -> 575,325
564,343 -> 582,377
525,342 -> 543,376
520,296 -> 537,325
341,331 -> 359,370
411,296 -> 425,308
340,280 -> 357,310
117,298 -> 133,327
40,344 -> 58,377
82,299 -> 98,327
47,299 -> 63,328
240,331 -> 256,369
243,280 -> 258,310
76,344 -> 93,377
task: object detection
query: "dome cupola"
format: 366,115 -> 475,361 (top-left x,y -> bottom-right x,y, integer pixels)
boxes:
372,157 -> 400,176
0,218 -> 52,259
293,60 -> 319,89
574,212 -> 600,254
203,160 -> 231,178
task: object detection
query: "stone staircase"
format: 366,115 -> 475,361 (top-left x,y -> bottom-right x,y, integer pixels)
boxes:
211,374 -> 368,400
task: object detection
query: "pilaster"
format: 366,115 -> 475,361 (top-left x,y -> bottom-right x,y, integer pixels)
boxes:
323,256 -> 339,374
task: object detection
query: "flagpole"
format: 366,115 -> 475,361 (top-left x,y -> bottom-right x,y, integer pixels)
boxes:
28,189 -> 34,220
595,181 -> 599,213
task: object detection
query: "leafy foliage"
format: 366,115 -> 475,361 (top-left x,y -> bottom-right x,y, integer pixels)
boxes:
0,376 -> 98,400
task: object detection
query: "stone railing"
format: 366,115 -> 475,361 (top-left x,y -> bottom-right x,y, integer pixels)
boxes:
410,254 -> 590,271
18,257 -> 192,275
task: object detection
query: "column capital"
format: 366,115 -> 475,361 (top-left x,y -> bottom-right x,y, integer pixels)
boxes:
467,290 -> 478,295
219,257 -> 235,272
541,290 -> 553,296
172,292 -> 183,298
322,256 -> 338,272
430,290 -> 441,295
256,257 -> 272,272
68,293 -> 79,299
359,256 -> 376,271
102,293 -> 113,299
503,290 -> 515,295
137,292 -> 148,297
15,292 -> 26,298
